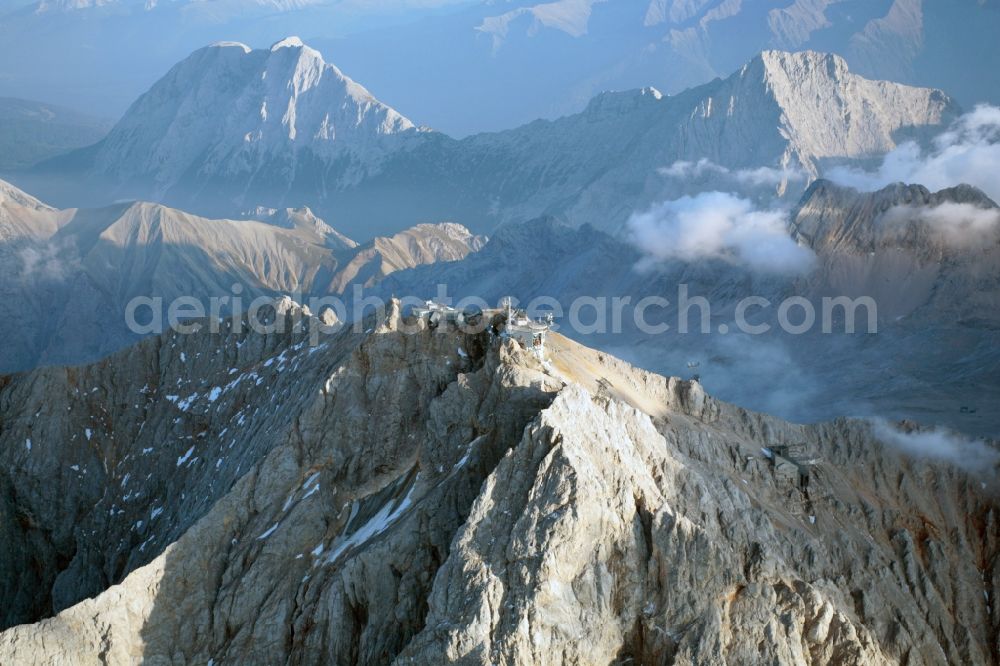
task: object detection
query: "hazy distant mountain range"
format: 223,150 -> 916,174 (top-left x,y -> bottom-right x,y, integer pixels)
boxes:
20,41 -> 955,240
370,178 -> 1000,434
3,169 -> 998,434
0,178 -> 485,372
0,97 -> 111,170
1,35 -> 995,437
323,0 -> 1000,135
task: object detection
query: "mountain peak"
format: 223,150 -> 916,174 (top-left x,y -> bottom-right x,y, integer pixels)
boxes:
724,49 -> 956,172
802,178 -> 998,210
756,49 -> 849,77
89,38 -> 418,194
1,296 -> 995,663
256,206 -> 359,250
583,86 -> 665,119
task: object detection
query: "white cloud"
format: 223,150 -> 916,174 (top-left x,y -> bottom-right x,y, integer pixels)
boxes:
872,419 -> 999,476
627,191 -> 815,274
17,237 -> 78,282
659,158 -> 805,188
881,201 -> 1000,248
19,245 -> 65,280
658,159 -> 728,179
828,104 -> 1000,202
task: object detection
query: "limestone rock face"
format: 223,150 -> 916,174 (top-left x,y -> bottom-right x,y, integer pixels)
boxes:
0,303 -> 996,664
792,179 -> 999,255
400,384 -> 997,665
753,50 -> 950,170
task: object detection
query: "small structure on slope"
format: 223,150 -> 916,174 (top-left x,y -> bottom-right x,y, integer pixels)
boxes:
762,443 -> 818,491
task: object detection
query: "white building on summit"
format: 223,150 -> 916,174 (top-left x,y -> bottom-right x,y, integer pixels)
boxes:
412,297 -> 554,354
501,297 -> 553,354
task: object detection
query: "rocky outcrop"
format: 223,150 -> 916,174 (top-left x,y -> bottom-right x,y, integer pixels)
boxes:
0,301 -> 996,664
791,179 -> 1000,255
791,179 -> 1000,324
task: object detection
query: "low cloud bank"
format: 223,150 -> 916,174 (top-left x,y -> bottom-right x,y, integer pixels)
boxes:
627,191 -> 815,274
828,105 -> 1000,203
881,201 -> 1000,248
659,158 -> 805,188
872,418 -> 999,476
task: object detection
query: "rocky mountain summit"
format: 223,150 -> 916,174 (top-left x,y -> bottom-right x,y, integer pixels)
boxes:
0,300 -> 996,664
0,179 -> 485,372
